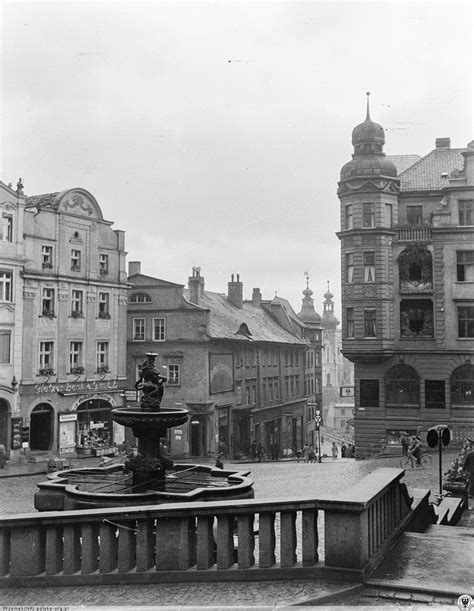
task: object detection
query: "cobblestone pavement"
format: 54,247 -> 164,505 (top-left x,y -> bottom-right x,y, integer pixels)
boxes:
0,451 -> 463,608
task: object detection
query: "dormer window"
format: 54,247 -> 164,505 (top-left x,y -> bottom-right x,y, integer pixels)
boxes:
235,322 -> 252,337
129,293 -> 152,303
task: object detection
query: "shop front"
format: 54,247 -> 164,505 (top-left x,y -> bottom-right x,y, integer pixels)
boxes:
21,379 -> 125,457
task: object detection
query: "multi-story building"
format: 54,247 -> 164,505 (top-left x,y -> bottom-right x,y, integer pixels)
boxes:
17,186 -> 129,459
126,264 -> 322,459
337,95 -> 474,455
0,180 -> 25,459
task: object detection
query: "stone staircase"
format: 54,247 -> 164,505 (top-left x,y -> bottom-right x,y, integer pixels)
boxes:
366,504 -> 474,600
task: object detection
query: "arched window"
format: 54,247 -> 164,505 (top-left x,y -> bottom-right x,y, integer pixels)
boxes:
398,246 -> 433,292
450,364 -> 474,406
129,292 -> 152,303
385,364 -> 420,407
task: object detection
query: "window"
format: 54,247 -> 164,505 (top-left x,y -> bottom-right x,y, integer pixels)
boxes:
96,342 -> 109,372
385,365 -> 420,407
168,364 -> 180,385
451,365 -> 474,405
459,200 -> 473,226
425,380 -> 445,409
346,307 -> 355,338
236,381 -> 242,405
457,251 -> 474,282
71,249 -> 81,271
69,341 -> 83,372
0,214 -> 13,242
458,306 -> 474,338
41,245 -> 53,268
345,204 -> 353,229
98,292 -> 110,318
400,299 -> 434,337
99,253 -> 109,275
346,253 -> 354,283
406,205 -> 423,225
129,293 -> 152,303
385,203 -> 393,227
71,290 -> 83,317
153,318 -> 166,341
364,252 -> 375,282
39,341 -> 54,373
398,246 -> 433,292
41,288 -> 55,316
0,272 -> 12,302
0,330 -> 11,363
360,379 -> 379,407
364,308 -> 376,337
133,318 -> 145,341
363,203 -> 375,228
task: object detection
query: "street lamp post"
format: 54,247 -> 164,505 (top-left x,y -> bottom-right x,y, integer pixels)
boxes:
308,401 -> 322,463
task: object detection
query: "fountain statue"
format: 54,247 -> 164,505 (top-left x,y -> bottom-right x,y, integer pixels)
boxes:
34,353 -> 254,511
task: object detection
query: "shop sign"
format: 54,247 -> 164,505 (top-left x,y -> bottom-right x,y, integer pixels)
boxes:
34,379 -> 119,395
59,413 -> 78,422
340,386 -> 354,397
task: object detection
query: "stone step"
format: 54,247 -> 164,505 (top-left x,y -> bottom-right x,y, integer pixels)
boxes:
367,531 -> 474,597
423,524 -> 474,539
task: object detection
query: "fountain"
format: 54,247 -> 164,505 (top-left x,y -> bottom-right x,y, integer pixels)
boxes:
35,353 -> 254,511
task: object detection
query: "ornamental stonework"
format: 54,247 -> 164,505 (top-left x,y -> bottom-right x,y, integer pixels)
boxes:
363,286 -> 376,298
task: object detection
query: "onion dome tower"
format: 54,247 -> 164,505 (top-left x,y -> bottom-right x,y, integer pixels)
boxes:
321,282 -> 339,330
337,93 -> 399,366
297,273 -> 321,325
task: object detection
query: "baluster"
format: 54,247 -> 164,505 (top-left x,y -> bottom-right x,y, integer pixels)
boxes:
237,514 -> 254,569
10,525 -> 46,576
196,515 -> 215,570
216,515 -> 234,569
118,521 -> 136,572
302,508 -> 318,566
0,529 -> 10,576
45,525 -> 63,575
63,524 -> 81,574
156,517 -> 196,570
136,519 -> 154,571
259,512 -> 276,568
280,511 -> 297,567
99,520 -> 118,573
81,523 -> 99,574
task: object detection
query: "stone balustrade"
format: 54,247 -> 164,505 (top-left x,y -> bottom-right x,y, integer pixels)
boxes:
396,225 -> 432,242
0,468 -> 431,587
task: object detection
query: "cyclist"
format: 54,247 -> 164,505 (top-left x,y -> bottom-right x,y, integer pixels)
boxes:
407,435 -> 422,467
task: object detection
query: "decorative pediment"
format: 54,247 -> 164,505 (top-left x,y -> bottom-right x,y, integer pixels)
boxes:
0,201 -> 16,213
57,189 -> 103,220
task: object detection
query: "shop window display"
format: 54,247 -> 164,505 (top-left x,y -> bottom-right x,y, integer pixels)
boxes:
76,400 -> 117,457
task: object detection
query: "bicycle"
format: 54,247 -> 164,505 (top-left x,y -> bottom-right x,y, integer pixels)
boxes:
400,452 -> 432,469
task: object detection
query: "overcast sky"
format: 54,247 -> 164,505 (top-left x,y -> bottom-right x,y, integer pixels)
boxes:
1,1 -> 473,318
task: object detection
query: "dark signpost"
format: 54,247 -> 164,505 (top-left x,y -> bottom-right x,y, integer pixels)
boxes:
308,402 -> 322,463
426,424 -> 451,495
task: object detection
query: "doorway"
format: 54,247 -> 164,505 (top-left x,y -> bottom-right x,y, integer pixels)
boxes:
0,400 -> 9,450
190,416 -> 207,457
30,403 -> 54,451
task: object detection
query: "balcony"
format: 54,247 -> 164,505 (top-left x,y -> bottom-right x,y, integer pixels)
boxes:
395,225 -> 432,243
399,280 -> 433,294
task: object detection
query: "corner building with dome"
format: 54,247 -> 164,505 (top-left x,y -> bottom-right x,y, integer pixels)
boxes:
337,96 -> 474,456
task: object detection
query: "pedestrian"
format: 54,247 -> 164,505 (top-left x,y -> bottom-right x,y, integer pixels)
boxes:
308,445 -> 315,463
331,442 -> 338,459
215,453 -> 224,469
250,441 -> 256,460
462,446 -> 474,498
341,443 -> 346,458
302,442 -> 310,463
401,435 -> 409,456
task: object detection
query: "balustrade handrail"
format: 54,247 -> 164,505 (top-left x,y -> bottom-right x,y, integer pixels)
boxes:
0,468 -> 431,586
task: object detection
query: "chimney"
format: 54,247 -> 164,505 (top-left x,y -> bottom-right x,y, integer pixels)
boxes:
252,287 -> 261,307
462,140 -> 474,186
435,138 -> 451,149
128,261 -> 141,276
188,266 -> 205,305
228,273 -> 243,309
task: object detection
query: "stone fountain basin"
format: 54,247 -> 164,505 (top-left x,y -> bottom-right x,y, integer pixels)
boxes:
111,407 -> 189,431
34,463 -> 254,511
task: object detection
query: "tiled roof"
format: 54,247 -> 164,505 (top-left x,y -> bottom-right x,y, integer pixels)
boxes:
398,148 -> 465,191
187,290 -> 306,345
387,154 -> 421,174
25,192 -> 60,208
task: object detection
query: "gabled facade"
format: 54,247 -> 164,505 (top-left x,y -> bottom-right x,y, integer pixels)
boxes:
337,95 -> 474,455
126,265 -> 322,459
17,186 -> 129,459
